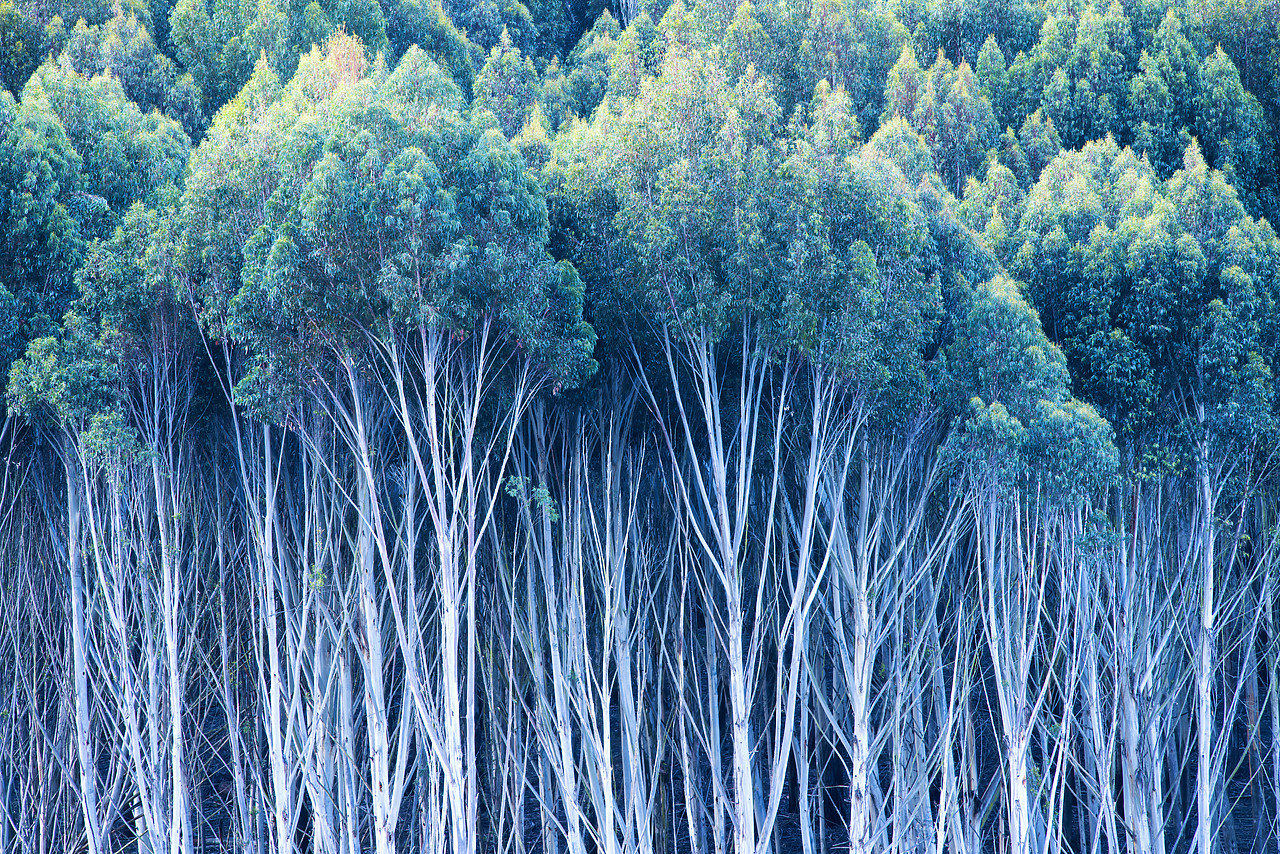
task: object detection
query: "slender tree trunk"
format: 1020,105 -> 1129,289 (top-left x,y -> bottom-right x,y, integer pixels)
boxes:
1196,453 -> 1216,854
67,453 -> 104,854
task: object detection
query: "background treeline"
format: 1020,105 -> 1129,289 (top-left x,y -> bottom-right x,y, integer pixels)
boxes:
4,1 -> 1280,853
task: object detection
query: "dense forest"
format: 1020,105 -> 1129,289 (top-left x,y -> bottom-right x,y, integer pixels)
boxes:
6,0 -> 1280,852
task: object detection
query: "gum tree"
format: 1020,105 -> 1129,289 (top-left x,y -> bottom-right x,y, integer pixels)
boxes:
181,33 -> 595,853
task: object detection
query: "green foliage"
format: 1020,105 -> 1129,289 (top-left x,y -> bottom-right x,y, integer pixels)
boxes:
474,26 -> 539,137
6,0 -> 1280,501
168,0 -> 253,118
549,41 -> 967,417
948,273 -> 1069,417
170,0 -> 396,120
797,0 -> 906,127
440,0 -> 562,59
240,0 -> 387,80
865,113 -> 934,186
505,473 -> 559,521
1016,107 -> 1060,181
7,334 -> 76,421
561,9 -> 617,119
7,308 -> 121,428
0,2 -> 43,95
721,1 -> 775,85
1015,136 -> 1280,447
946,273 -> 1115,498
62,9 -> 202,131
774,81 -> 940,404
440,0 -> 587,60
79,407 -> 144,473
1007,1 -> 1134,149
7,194 -> 194,470
0,84 -> 84,380
961,159 -> 1024,260
549,43 -> 779,342
1191,0 -> 1279,105
911,0 -> 1044,66
1126,10 -> 1197,173
882,45 -> 997,194
180,35 -> 595,415
975,35 -> 1011,129
1196,46 -> 1272,210
73,198 -> 187,354
30,58 -> 189,226
605,10 -> 657,102
386,0 -> 480,94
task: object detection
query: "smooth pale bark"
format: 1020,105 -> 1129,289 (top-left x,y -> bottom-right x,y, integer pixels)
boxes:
215,516 -> 255,853
67,454 -> 104,854
260,426 -> 296,854
1196,452 -> 1216,854
1267,577 -> 1280,852
14,283 -> 1280,854
1120,516 -> 1168,854
826,448 -> 874,854
645,328 -> 820,854
641,328 -> 763,854
347,368 -> 400,854
373,320 -> 530,854
503,398 -> 661,854
977,497 -> 1064,854
357,468 -> 397,854
151,454 -> 191,854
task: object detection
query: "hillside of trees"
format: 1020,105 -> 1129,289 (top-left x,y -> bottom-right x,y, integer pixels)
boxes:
4,0 -> 1280,852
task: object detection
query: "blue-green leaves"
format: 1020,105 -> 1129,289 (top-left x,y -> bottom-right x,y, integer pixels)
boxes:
1015,136 -> 1280,449
947,274 -> 1115,498
182,34 -> 596,416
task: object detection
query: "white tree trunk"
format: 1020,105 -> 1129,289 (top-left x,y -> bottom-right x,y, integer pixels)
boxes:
1196,456 -> 1216,854
67,457 -> 104,854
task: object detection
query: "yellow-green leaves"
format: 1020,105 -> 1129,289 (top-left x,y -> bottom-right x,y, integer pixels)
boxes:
552,43 -> 775,343
882,47 -> 997,194
31,58 -> 190,225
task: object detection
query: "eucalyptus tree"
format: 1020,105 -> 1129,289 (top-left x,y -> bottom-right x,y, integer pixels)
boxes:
548,44 -> 798,854
881,45 -> 998,195
166,0 -> 253,119
0,51 -> 189,388
773,86 -> 984,854
0,82 -> 85,379
559,9 -> 618,120
59,9 -> 203,132
28,57 -> 189,229
946,271 -> 1116,854
548,34 -> 1008,850
1195,46 -> 1273,217
473,26 -> 539,137
0,413 -> 75,854
12,2 -> 1280,851
1005,1 -> 1134,150
7,183 -> 212,854
492,380 -> 668,854
0,1 -> 43,95
1126,9 -> 1199,176
1016,135 -> 1280,854
0,58 -> 192,842
181,32 -> 595,853
788,0 -> 907,127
